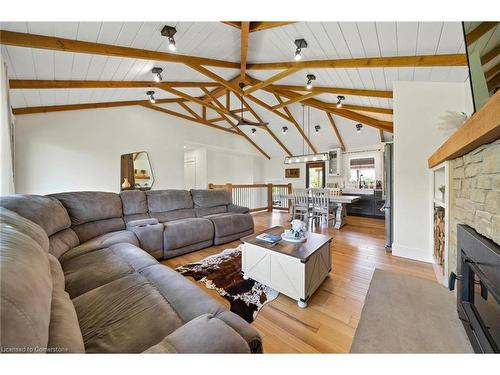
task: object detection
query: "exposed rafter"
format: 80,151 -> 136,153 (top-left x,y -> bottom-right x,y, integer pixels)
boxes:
466,22 -> 498,46
244,67 -> 301,95
326,112 -> 345,151
0,30 -> 239,69
185,64 -> 243,95
273,94 -> 317,154
178,102 -> 202,119
11,98 -> 185,115
240,22 -> 250,80
8,80 -> 221,89
379,129 -> 385,143
246,54 -> 467,70
481,45 -> 500,66
142,104 -> 237,135
272,91 -> 320,110
222,21 -> 296,33
270,84 -> 393,98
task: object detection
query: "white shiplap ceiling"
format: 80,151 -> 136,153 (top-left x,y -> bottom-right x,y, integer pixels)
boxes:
0,21 -> 479,156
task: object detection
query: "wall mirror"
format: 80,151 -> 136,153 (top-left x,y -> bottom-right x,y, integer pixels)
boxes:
120,151 -> 154,190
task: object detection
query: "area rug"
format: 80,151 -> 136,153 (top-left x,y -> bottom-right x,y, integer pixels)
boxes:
176,246 -> 278,323
350,269 -> 473,353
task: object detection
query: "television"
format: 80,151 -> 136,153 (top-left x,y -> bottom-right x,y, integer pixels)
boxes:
462,22 -> 499,113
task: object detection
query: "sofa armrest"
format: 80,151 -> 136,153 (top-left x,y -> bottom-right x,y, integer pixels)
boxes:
227,204 -> 250,214
126,218 -> 163,258
143,314 -> 251,353
126,218 -> 159,228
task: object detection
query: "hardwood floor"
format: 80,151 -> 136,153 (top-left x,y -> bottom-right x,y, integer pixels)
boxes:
162,211 -> 436,353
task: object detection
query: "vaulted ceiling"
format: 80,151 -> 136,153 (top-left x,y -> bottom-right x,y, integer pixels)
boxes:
1,21 -> 495,158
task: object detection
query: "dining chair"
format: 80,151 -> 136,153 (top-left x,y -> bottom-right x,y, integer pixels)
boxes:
311,188 -> 334,226
292,188 -> 310,221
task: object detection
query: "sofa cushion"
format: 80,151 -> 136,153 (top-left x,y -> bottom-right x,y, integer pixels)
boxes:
195,205 -> 227,217
50,191 -> 123,226
190,189 -> 232,208
206,213 -> 254,238
48,228 -> 80,259
47,255 -> 85,353
150,208 -> 196,223
0,195 -> 71,236
71,217 -> 126,242
146,190 -> 193,212
120,190 -> 148,215
227,204 -> 250,214
60,230 -> 139,262
144,314 -> 250,353
0,223 -> 52,353
0,207 -> 50,252
72,273 -> 184,353
163,218 -> 214,250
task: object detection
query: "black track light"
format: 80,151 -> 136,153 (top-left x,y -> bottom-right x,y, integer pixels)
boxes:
152,67 -> 163,82
356,123 -> 363,133
314,125 -> 321,134
161,25 -> 177,51
294,39 -> 308,61
306,74 -> 316,89
146,90 -> 156,104
251,128 -> 257,136
282,126 -> 288,134
336,95 -> 345,108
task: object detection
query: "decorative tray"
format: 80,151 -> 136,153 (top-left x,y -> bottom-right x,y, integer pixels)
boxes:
281,233 -> 307,243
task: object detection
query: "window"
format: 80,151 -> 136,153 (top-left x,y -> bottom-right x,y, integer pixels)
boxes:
349,157 -> 376,189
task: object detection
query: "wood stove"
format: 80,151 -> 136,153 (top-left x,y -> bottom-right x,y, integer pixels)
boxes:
450,225 -> 500,353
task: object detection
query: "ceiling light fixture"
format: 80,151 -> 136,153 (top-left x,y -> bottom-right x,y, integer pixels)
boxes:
146,90 -> 156,104
306,74 -> 316,89
314,125 -> 321,134
282,126 -> 288,134
294,39 -> 308,61
152,67 -> 163,82
251,128 -> 257,136
336,95 -> 345,108
356,123 -> 363,133
161,25 -> 177,52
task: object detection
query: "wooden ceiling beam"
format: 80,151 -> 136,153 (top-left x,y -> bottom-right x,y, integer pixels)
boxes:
0,30 -> 239,69
272,91 -> 320,110
246,54 -> 468,70
466,22 -> 498,46
243,100 -> 293,157
202,88 -> 271,160
141,104 -> 237,135
485,62 -> 500,80
222,21 -> 296,33
186,64 -> 242,95
379,129 -> 384,143
9,79 -> 221,89
270,84 -> 393,98
244,67 -> 301,95
273,94 -> 317,154
481,45 -> 499,65
178,102 -> 202,119
11,98 -> 185,115
240,22 -> 250,81
326,112 -> 345,151
162,86 -> 233,117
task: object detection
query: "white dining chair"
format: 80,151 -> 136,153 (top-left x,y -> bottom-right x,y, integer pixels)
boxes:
292,188 -> 310,221
311,188 -> 334,226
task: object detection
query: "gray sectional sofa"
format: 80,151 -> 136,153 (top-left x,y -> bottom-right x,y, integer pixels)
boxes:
0,189 -> 260,354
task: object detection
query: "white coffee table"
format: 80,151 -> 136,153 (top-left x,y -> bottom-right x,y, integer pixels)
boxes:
241,226 -> 332,308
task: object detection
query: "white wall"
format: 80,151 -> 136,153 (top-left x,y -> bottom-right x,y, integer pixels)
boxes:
14,105 -> 264,194
392,81 -> 473,263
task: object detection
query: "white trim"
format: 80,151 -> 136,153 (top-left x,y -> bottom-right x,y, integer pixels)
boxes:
391,243 -> 434,263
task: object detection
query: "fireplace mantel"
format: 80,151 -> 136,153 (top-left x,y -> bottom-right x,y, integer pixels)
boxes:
428,91 -> 500,168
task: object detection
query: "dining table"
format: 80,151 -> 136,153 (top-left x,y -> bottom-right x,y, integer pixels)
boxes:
279,193 -> 361,229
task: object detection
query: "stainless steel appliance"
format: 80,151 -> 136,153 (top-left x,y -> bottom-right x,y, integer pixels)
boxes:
383,143 -> 393,251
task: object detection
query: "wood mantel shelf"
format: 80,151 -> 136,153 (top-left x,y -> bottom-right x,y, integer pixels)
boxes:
428,91 -> 500,168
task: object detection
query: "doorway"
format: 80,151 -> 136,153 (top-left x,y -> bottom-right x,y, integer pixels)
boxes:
184,159 -> 197,189
306,161 -> 325,188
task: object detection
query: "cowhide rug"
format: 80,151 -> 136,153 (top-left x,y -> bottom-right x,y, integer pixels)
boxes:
176,246 -> 278,323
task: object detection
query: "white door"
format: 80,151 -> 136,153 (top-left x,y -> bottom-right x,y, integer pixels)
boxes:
184,159 -> 196,189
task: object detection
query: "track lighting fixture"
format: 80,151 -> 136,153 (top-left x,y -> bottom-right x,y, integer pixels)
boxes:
282,126 -> 288,134
306,74 -> 316,89
146,90 -> 156,104
336,95 -> 345,108
314,125 -> 321,134
251,128 -> 257,136
356,123 -> 363,133
161,25 -> 177,51
152,67 -> 163,82
294,39 -> 307,61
